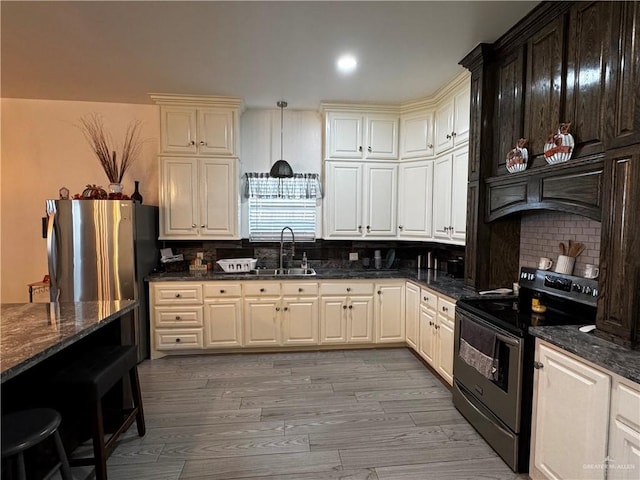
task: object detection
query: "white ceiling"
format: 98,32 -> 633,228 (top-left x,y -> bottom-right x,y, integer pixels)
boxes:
1,1 -> 538,109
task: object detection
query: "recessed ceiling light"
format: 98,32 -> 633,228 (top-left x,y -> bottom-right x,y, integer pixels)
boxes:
336,54 -> 357,74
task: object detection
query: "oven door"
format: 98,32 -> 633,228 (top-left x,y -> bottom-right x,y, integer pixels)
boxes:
453,306 -> 524,433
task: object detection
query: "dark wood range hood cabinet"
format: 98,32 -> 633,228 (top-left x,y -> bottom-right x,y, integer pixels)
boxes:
460,1 -> 640,347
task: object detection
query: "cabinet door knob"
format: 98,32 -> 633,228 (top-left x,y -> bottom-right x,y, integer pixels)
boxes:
175,293 -> 181,298
220,289 -> 225,294
428,144 -> 433,149
446,134 -> 452,140
366,225 -> 370,232
452,132 -> 457,137
188,140 -> 195,146
346,287 -> 351,292
377,290 -> 382,295
359,146 -> 363,152
192,224 -> 197,228
429,321 -> 434,326
201,224 -> 205,228
358,225 -> 362,232
199,140 -> 206,146
175,337 -> 181,343
175,316 -> 181,320
275,307 -> 280,311
260,288 -> 265,292
533,361 -> 544,369
442,306 -> 448,312
348,305 -> 353,309
367,146 -> 372,152
284,307 -> 289,311
399,225 -> 403,230
343,305 -> 347,310
298,288 -> 303,293
435,324 -> 440,330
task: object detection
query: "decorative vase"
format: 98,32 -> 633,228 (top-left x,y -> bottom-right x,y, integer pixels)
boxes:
109,183 -> 124,194
131,181 -> 143,204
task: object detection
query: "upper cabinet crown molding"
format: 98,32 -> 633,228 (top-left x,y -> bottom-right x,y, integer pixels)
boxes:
150,93 -> 244,111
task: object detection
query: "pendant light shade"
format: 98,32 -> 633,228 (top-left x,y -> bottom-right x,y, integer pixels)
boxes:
270,100 -> 294,178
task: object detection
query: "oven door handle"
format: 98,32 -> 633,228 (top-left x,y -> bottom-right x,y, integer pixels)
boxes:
496,333 -> 519,347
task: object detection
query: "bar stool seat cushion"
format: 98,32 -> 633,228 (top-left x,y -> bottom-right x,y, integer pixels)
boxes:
52,345 -> 138,400
1,408 -> 63,458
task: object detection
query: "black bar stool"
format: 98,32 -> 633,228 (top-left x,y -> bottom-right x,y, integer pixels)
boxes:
1,408 -> 72,480
51,345 -> 145,480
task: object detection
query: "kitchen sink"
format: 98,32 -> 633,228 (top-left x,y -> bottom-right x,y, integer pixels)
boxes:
251,268 -> 316,276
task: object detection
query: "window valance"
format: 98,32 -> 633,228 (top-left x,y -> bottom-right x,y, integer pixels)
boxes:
244,173 -> 322,199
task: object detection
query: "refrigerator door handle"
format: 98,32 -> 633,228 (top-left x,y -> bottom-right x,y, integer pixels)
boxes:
46,209 -> 60,302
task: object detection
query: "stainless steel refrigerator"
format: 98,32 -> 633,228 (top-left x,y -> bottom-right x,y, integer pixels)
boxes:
45,200 -> 159,361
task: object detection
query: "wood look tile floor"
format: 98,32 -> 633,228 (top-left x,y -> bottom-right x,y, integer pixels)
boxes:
60,348 -> 528,480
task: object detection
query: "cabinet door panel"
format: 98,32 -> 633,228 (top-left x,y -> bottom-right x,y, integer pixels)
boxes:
328,114 -> 363,159
204,299 -> 242,347
405,283 -> 420,350
451,147 -> 468,243
198,108 -> 235,156
282,297 -> 319,345
495,50 -> 525,175
366,116 -> 399,159
419,304 -> 435,366
161,158 -> 197,237
524,17 -> 565,160
433,154 -> 453,240
348,296 -> 373,342
243,299 -> 279,346
325,162 -> 362,237
435,99 -> 455,154
608,379 -> 640,480
565,1 -> 611,158
436,316 -> 454,386
201,159 -> 236,237
363,164 -> 397,237
320,297 -> 347,343
532,343 -> 610,480
401,112 -> 434,159
375,284 -> 405,343
398,161 -> 433,238
161,107 -> 197,154
453,86 -> 470,145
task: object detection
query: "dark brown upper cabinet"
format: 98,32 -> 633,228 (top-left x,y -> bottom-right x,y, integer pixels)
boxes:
605,1 -> 640,149
524,16 -> 565,163
565,1 -> 611,159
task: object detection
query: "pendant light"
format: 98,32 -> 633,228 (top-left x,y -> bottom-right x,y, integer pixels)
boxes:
269,100 -> 294,178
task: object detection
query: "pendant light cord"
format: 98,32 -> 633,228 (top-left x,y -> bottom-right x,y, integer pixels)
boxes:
277,100 -> 287,160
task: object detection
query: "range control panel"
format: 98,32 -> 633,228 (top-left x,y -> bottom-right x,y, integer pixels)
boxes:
519,267 -> 599,306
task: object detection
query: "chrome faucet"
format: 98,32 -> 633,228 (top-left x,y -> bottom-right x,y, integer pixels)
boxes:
279,227 -> 295,270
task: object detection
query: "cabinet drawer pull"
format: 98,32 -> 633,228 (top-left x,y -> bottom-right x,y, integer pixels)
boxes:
423,296 -> 428,302
175,316 -> 181,320
442,306 -> 448,312
346,287 -> 351,292
220,289 -> 225,294
175,337 -> 181,343
429,321 -> 434,326
298,288 -> 303,293
260,288 -> 265,293
533,361 -> 544,369
175,293 -> 181,298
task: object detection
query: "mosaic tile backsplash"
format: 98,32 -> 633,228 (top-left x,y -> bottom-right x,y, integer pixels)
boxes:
519,211 -> 601,278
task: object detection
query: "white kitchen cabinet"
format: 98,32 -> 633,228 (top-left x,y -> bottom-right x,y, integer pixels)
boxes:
159,106 -> 236,156
397,160 -> 434,239
404,282 -> 420,350
150,282 -> 205,359
417,287 -> 454,386
159,157 -> 238,240
432,145 -> 468,244
320,282 -> 374,344
203,283 -> 243,348
375,282 -> 405,343
400,110 -> 435,159
325,111 -> 399,160
281,282 -> 320,346
530,341 -> 611,480
434,83 -> 470,155
608,379 -> 640,480
324,161 -> 397,239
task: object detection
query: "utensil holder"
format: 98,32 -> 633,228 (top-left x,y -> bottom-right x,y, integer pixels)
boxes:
555,255 -> 575,275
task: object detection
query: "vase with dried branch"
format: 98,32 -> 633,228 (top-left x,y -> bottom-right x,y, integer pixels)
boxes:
79,114 -> 143,193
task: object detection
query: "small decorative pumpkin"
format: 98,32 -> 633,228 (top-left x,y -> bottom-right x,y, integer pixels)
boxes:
81,184 -> 108,199
506,138 -> 528,173
544,123 -> 574,164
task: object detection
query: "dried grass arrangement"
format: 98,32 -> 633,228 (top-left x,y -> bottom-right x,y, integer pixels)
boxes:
79,114 -> 143,184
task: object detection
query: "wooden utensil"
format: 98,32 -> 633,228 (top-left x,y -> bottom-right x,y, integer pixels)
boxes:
573,244 -> 585,258
560,242 -> 566,255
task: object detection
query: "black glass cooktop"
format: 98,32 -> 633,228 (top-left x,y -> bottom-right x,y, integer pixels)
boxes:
456,296 -> 594,337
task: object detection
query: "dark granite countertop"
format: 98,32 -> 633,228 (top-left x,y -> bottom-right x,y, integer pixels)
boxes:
147,268 -> 480,300
0,300 -> 137,383
529,325 -> 640,384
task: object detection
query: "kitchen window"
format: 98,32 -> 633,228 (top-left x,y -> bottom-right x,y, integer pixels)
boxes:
245,173 -> 321,242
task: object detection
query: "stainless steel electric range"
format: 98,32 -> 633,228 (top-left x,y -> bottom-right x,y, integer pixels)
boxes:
453,267 -> 599,472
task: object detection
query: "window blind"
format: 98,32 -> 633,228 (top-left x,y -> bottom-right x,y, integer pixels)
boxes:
245,173 -> 321,242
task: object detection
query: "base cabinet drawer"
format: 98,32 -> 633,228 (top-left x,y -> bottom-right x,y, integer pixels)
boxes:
154,306 -> 203,327
155,329 -> 204,350
154,284 -> 203,304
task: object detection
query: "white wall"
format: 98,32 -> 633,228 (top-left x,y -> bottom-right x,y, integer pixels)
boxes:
1,98 -> 159,302
239,108 -> 323,238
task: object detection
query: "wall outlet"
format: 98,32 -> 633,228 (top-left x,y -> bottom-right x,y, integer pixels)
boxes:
349,252 -> 359,261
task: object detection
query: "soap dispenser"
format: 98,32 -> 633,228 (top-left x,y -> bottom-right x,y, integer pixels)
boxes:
301,252 -> 308,269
